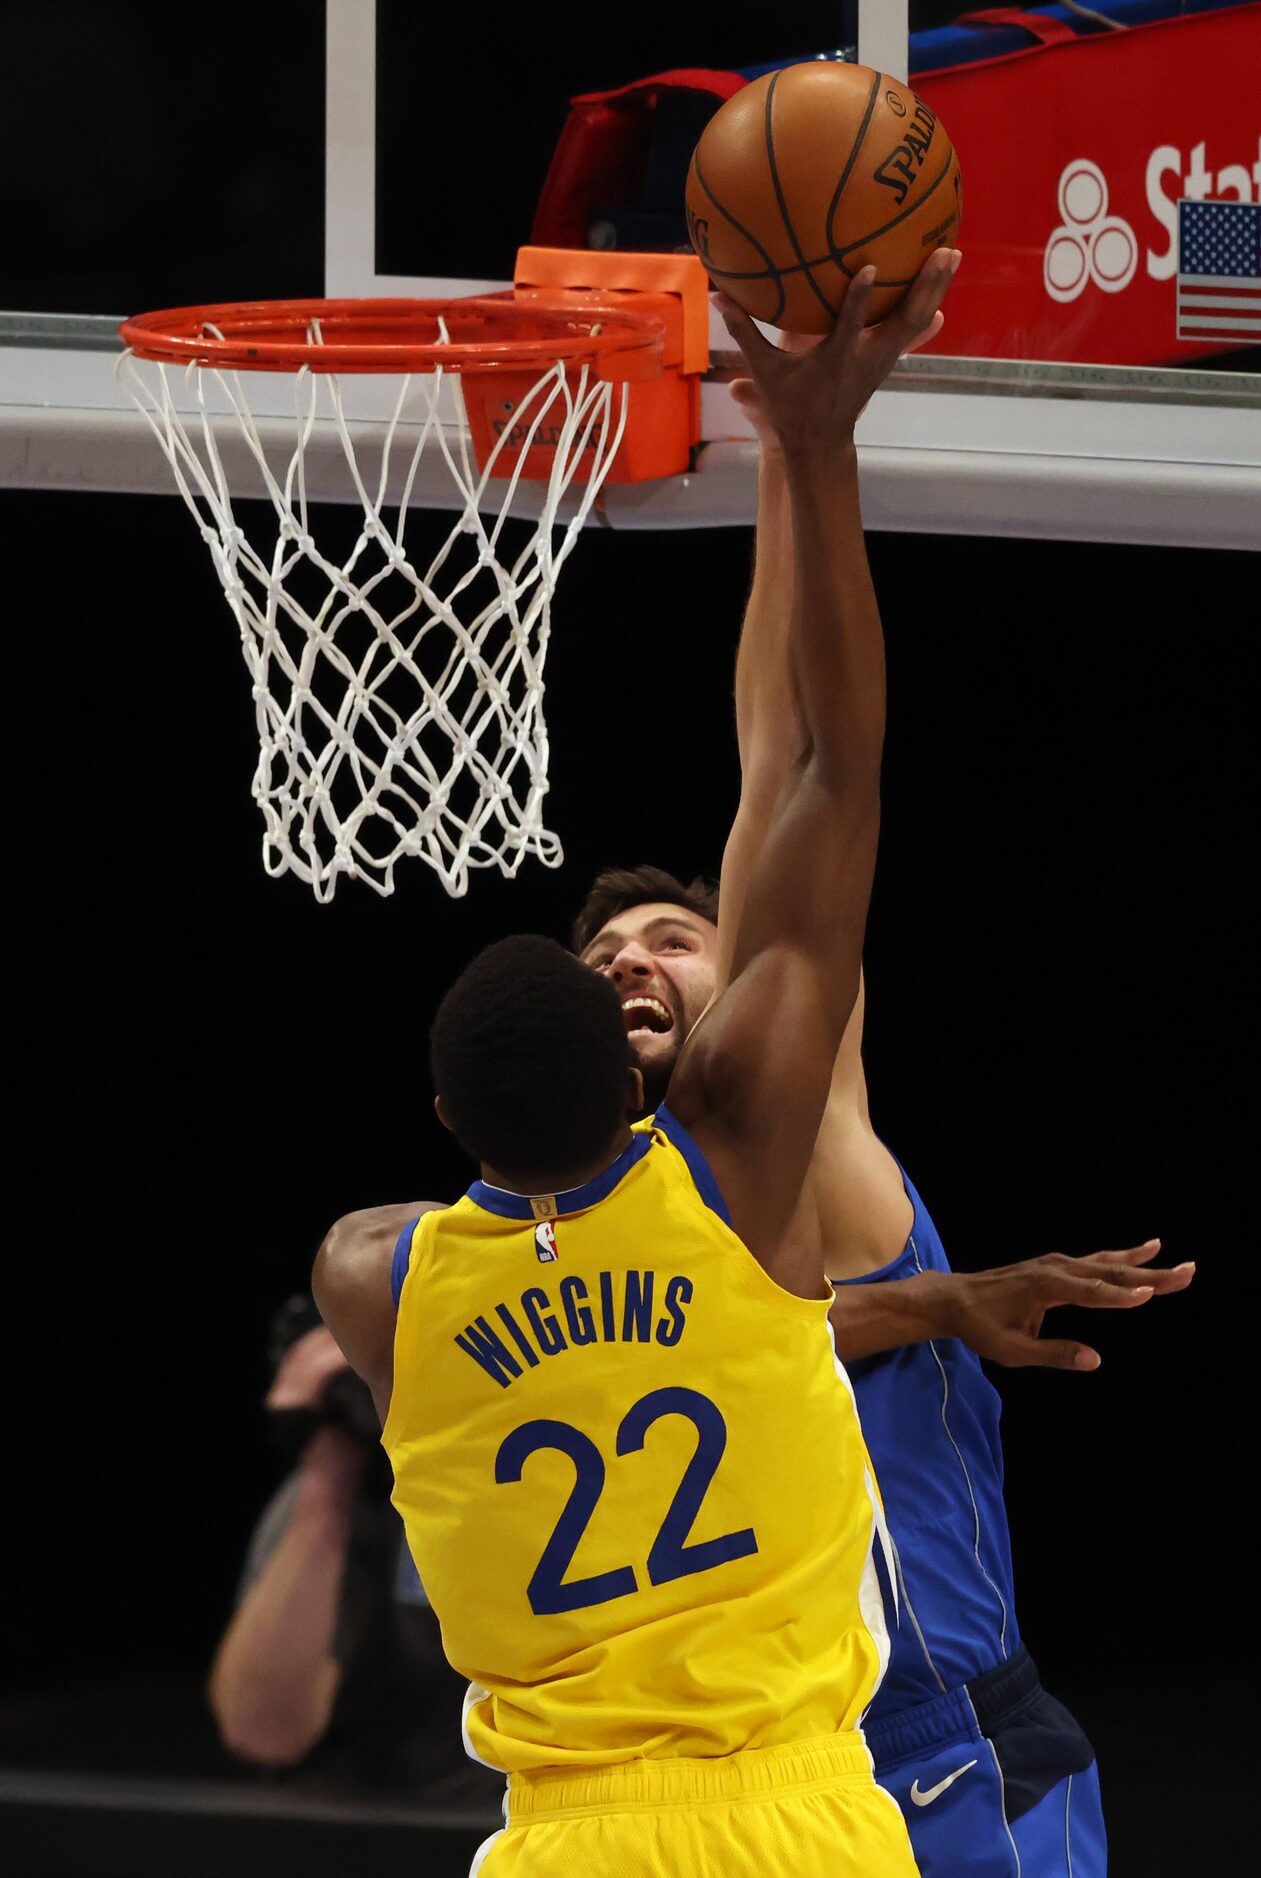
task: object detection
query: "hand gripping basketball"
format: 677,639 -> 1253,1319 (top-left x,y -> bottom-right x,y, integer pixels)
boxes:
716,247 -> 960,453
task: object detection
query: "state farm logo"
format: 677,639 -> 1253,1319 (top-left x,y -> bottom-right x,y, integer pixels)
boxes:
1037,140 -> 1260,305
1044,159 -> 1138,302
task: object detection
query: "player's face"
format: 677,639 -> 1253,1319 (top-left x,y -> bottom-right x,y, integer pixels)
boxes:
580,903 -> 718,1106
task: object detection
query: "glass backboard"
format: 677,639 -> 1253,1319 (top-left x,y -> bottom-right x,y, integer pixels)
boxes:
1,0 -> 1257,547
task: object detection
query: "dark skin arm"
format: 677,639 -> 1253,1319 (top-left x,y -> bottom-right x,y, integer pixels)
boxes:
311,1201 -> 443,1425
666,253 -> 959,1298
315,1199 -> 1194,1388
829,1239 -> 1195,1370
717,323 -> 1196,1353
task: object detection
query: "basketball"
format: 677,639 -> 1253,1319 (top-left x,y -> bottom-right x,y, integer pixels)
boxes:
685,62 -> 963,333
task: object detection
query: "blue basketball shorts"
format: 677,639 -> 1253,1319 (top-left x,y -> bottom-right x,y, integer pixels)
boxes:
864,1647 -> 1106,1877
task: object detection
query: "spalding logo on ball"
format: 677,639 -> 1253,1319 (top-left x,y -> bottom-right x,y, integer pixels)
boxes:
685,62 -> 963,332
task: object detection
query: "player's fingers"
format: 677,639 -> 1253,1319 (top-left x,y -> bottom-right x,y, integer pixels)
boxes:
712,294 -> 780,369
885,248 -> 958,351
1077,1246 -> 1195,1292
1038,1273 -> 1156,1309
1150,1261 -> 1196,1291
829,265 -> 877,347
899,310 -> 944,357
1087,1239 -> 1163,1266
1103,1260 -> 1194,1295
1052,1342 -> 1103,1372
1089,1239 -> 1172,1269
728,378 -> 778,442
777,329 -> 825,356
898,309 -> 947,356
991,1331 -> 1102,1371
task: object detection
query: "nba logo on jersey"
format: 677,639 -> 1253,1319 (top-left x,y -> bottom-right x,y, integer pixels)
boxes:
534,1221 -> 558,1263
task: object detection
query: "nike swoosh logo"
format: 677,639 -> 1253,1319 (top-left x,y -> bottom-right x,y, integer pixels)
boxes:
909,1759 -> 979,1807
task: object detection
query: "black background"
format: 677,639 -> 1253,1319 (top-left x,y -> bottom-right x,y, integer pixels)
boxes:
2,2 -> 1254,1871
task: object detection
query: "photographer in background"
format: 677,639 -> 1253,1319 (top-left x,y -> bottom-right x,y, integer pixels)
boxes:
209,1298 -> 500,1806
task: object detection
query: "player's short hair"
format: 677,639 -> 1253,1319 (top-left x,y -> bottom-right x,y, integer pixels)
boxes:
570,865 -> 719,955
431,935 -> 631,1182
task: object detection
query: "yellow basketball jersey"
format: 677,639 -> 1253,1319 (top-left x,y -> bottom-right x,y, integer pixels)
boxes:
383,1106 -> 892,1775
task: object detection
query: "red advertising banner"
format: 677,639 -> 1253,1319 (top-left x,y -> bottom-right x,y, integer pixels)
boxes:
914,4 -> 1261,364
532,5 -> 1260,367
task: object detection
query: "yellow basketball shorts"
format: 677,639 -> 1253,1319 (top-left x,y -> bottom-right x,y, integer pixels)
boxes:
470,1733 -> 920,1877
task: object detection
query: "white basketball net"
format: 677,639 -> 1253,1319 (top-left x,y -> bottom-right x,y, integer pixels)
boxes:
118,332 -> 627,901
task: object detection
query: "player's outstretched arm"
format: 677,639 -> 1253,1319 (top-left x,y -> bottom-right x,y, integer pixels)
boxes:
669,253 -> 958,1298
828,1240 -> 1195,1366
713,418 -> 799,993
874,1239 -> 1195,1371
714,316 -> 941,991
713,348 -> 881,1134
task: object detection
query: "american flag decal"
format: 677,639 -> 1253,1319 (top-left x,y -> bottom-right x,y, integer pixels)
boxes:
1176,199 -> 1261,345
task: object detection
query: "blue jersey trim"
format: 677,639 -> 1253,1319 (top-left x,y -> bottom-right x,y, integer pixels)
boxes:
832,1157 -> 920,1287
391,1218 -> 419,1310
467,1130 -> 652,1220
834,1241 -> 916,1287
652,1105 -> 733,1228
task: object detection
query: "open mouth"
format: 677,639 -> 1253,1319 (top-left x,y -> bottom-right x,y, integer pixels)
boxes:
621,996 -> 673,1038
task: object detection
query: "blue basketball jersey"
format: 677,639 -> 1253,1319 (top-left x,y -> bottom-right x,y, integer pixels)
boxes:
837,1165 -> 1021,1719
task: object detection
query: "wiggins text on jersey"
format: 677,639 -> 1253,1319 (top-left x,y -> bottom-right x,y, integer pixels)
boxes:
458,1270 -> 694,1388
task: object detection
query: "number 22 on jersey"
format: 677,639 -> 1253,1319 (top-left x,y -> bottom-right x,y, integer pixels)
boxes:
496,1384 -> 759,1615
